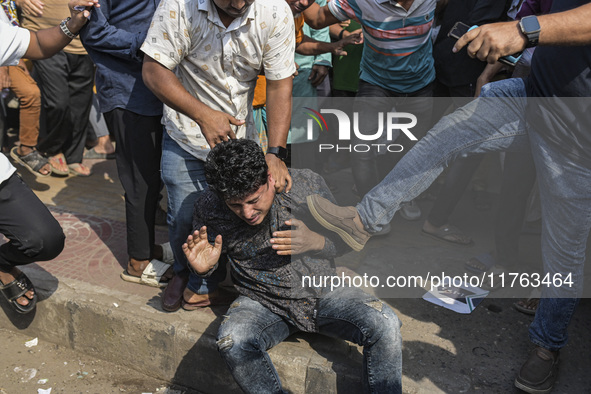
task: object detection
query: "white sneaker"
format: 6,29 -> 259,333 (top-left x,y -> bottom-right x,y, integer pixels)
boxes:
399,200 -> 421,221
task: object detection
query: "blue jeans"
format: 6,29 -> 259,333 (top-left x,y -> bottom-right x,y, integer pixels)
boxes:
357,77 -> 589,351
161,132 -> 223,294
217,287 -> 402,393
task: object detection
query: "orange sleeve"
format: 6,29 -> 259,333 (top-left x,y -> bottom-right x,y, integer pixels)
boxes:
294,14 -> 305,45
252,75 -> 267,108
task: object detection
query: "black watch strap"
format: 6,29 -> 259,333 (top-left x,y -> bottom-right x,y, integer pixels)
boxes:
519,15 -> 541,48
267,146 -> 288,161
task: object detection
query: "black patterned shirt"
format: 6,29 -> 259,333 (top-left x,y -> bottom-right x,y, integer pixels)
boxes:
192,169 -> 349,332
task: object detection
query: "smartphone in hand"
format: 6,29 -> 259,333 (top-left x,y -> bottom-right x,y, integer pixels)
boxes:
448,21 -> 522,67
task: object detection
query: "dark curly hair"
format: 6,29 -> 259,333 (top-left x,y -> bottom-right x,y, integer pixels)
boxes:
205,139 -> 268,201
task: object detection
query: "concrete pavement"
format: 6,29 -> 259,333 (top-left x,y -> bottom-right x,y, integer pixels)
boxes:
1,153 -> 590,393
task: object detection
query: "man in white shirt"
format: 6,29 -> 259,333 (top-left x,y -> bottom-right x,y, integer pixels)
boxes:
142,0 -> 296,312
0,0 -> 96,314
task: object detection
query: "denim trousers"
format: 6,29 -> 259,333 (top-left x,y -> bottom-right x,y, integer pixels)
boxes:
217,287 -> 402,393
357,77 -> 589,351
160,132 -> 224,294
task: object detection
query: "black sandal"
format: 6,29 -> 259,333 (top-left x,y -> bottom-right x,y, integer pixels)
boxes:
10,147 -> 51,177
0,270 -> 37,314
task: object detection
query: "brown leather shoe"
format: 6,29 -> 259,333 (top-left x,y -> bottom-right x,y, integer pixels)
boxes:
161,272 -> 189,312
515,346 -> 559,394
306,194 -> 370,251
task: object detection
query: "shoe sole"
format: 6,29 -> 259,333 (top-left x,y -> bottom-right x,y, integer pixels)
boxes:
307,195 -> 364,252
514,378 -> 553,394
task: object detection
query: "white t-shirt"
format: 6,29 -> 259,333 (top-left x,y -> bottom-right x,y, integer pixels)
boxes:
0,19 -> 28,182
141,0 -> 296,161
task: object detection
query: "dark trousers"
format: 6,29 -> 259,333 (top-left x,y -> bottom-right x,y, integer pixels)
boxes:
351,80 -> 434,196
33,52 -> 94,164
103,109 -> 163,261
0,173 -> 64,273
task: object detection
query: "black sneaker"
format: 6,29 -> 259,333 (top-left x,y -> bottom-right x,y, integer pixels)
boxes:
515,347 -> 559,394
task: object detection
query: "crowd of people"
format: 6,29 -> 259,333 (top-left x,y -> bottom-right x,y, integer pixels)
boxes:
1,0 -> 590,393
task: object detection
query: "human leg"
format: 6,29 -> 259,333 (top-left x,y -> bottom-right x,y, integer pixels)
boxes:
62,53 -> 94,168
307,79 -> 530,251
104,109 -> 164,274
350,81 -> 393,197
216,296 -> 296,394
33,52 -> 71,166
161,133 -> 221,310
0,173 -> 65,312
358,78 -> 529,233
514,129 -> 591,394
317,287 -> 402,393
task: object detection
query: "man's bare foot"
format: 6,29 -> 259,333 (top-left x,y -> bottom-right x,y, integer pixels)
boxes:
93,135 -> 115,155
17,145 -> 51,175
48,153 -> 69,174
0,268 -> 35,307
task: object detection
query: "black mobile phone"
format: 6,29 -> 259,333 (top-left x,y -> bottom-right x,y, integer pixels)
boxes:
448,21 -> 472,40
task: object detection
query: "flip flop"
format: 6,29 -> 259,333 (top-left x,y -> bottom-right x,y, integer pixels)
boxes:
421,224 -> 474,246
465,252 -> 496,274
0,270 -> 37,314
68,163 -> 92,177
10,147 -> 51,177
83,148 -> 115,160
47,153 -> 69,176
514,288 -> 541,315
120,259 -> 171,288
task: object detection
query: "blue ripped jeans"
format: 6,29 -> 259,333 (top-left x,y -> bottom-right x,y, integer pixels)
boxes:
217,287 -> 402,393
357,77 -> 589,351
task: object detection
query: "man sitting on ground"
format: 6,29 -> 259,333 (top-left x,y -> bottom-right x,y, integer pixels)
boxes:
182,139 -> 402,393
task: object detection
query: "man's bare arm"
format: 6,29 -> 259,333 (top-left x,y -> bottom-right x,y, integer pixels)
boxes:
303,3 -> 341,30
142,55 -> 242,146
454,3 -> 591,64
265,77 -> 292,193
25,0 -> 98,59
296,32 -> 362,56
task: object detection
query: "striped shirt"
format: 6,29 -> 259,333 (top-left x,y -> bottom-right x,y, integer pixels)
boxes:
327,0 -> 436,93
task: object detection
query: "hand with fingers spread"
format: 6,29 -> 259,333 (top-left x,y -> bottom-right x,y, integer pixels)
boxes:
198,107 -> 243,148
270,218 -> 325,256
331,31 -> 363,56
182,226 -> 223,274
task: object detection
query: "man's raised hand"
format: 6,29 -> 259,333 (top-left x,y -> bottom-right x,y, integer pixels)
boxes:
182,226 -> 222,274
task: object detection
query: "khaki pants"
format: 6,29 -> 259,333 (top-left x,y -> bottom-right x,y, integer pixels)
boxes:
7,65 -> 41,147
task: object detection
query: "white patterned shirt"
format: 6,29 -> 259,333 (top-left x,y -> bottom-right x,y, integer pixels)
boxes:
141,0 -> 296,160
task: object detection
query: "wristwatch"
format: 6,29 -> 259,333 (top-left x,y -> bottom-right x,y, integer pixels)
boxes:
518,15 -> 541,48
266,146 -> 288,161
59,17 -> 79,39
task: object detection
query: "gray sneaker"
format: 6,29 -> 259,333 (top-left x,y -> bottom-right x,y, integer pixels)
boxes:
399,200 -> 422,221
306,194 -> 371,252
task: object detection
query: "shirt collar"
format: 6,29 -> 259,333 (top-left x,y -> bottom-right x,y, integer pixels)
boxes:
200,0 -> 256,30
